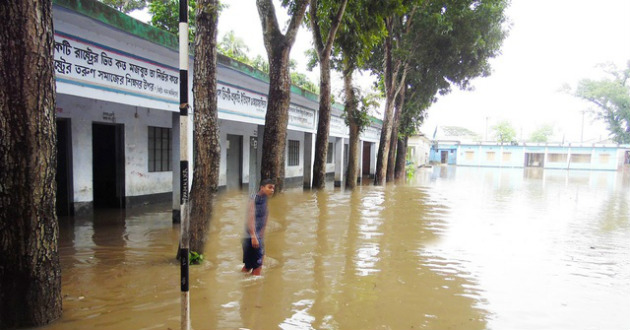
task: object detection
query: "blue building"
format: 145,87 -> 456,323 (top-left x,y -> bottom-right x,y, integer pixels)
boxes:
431,142 -> 630,171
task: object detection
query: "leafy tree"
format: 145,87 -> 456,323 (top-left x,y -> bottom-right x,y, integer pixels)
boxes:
100,0 -> 147,13
306,0 -> 349,189
256,0 -> 310,192
219,30 -> 250,59
333,0 -> 389,189
148,0 -> 197,42
188,0 -> 221,256
374,0 -> 509,181
1,0 -> 62,327
251,54 -> 269,73
492,120 -> 517,143
529,124 -> 554,143
573,61 -> 630,144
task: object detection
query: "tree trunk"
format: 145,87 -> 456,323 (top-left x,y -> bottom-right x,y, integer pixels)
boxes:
374,27 -> 396,186
344,64 -> 360,189
189,0 -> 220,254
0,0 -> 62,327
310,0 -> 348,190
257,0 -> 309,192
394,136 -> 408,181
260,45 -> 291,191
311,56 -> 331,189
387,84 -> 406,182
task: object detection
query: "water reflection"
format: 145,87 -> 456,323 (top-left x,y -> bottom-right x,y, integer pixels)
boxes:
42,166 -> 630,330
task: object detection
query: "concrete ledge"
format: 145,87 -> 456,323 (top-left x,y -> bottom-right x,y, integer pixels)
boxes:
126,192 -> 172,208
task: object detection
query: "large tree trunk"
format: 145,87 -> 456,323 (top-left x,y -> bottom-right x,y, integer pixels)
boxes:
394,136 -> 408,181
344,64 -> 360,189
374,25 -> 397,186
189,0 -> 220,254
386,84 -> 406,182
311,56 -> 331,189
257,0 -> 309,192
0,0 -> 62,327
309,0 -> 348,190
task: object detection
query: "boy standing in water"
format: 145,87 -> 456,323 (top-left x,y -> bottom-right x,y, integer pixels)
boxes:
242,179 -> 275,275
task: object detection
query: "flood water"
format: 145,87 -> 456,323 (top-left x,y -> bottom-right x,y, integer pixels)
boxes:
41,166 -> 629,330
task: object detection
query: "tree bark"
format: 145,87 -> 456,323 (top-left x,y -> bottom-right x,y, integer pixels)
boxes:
0,0 -> 62,327
387,83 -> 406,182
189,0 -> 220,254
344,64 -> 360,189
309,0 -> 348,190
257,0 -> 309,192
394,136 -> 408,181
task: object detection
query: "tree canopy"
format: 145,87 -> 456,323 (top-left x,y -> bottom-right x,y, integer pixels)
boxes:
573,61 -> 630,144
529,124 -> 554,143
492,120 -> 517,143
100,0 -> 146,13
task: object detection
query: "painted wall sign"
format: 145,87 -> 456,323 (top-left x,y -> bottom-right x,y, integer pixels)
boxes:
217,82 -> 316,130
53,31 -> 179,104
330,116 -> 349,136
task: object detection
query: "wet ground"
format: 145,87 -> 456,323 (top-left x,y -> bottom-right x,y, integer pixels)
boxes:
40,166 -> 630,330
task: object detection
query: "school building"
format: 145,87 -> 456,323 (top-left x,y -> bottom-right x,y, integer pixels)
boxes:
430,141 -> 630,170
52,0 -> 382,218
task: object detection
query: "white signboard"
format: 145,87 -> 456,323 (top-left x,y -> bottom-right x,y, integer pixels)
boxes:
363,126 -> 381,141
217,82 -> 316,130
330,116 -> 349,137
53,31 -> 179,106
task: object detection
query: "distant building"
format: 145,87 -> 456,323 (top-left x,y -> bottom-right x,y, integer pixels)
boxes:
430,141 -> 630,171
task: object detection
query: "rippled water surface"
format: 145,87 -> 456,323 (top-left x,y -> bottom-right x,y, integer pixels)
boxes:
41,166 -> 630,330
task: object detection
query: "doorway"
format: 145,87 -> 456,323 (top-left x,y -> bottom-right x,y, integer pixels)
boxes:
226,134 -> 243,190
525,153 -> 545,167
56,119 -> 74,216
362,141 -> 371,176
440,150 -> 448,164
92,123 -> 125,208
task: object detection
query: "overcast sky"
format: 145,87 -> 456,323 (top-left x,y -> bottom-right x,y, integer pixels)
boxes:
132,0 -> 630,143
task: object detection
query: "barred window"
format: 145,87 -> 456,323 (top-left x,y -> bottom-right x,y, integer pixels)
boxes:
148,126 -> 172,172
599,153 -> 610,164
288,140 -> 300,166
486,151 -> 496,161
570,154 -> 591,163
502,152 -> 512,162
548,153 -> 568,163
327,142 -> 334,163
465,151 -> 475,160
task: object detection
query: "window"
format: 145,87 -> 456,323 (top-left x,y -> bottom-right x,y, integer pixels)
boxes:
548,153 -> 567,163
148,126 -> 172,172
288,140 -> 300,166
571,154 -> 591,163
502,152 -> 512,162
599,153 -> 610,164
465,151 -> 475,161
327,142 -> 334,163
486,151 -> 495,161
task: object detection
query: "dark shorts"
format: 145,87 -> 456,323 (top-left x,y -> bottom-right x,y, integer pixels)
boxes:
242,237 -> 264,269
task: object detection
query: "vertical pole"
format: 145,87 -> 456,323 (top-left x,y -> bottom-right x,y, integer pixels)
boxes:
178,1 -> 190,329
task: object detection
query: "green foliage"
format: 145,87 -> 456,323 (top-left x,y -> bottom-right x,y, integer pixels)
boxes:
100,0 -> 147,13
492,120 -> 517,143
573,61 -> 630,144
343,91 -> 380,134
219,30 -> 250,59
148,0 -> 197,42
529,124 -> 554,143
189,251 -> 204,265
291,72 -> 319,93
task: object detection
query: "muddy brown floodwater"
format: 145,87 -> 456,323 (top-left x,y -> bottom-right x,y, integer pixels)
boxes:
38,166 -> 629,330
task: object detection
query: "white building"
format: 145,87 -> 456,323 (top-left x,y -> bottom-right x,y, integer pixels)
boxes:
52,0 -> 381,219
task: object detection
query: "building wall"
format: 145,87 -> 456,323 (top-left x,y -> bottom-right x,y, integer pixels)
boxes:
443,142 -> 628,171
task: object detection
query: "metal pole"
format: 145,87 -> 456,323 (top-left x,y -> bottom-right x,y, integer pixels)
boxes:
178,0 -> 190,329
